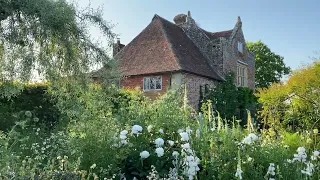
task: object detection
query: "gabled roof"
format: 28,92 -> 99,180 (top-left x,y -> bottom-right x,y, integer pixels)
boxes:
113,15 -> 223,81
202,29 -> 233,40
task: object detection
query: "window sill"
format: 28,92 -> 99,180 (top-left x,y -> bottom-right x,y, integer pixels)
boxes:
143,89 -> 162,92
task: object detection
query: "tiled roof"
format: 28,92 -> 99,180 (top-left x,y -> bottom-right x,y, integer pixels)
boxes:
96,15 -> 224,81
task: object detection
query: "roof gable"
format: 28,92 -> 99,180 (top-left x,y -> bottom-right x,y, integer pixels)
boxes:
114,15 -> 180,76
115,14 -> 223,81
157,15 -> 223,80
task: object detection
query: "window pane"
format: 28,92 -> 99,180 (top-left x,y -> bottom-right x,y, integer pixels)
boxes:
150,78 -> 155,89
155,77 -> 162,89
144,78 -> 149,90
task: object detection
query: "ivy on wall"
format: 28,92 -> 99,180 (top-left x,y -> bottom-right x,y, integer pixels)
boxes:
200,72 -> 257,122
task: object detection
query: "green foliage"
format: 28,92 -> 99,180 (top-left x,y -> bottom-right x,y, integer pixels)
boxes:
247,41 -> 291,89
0,0 -> 116,86
202,73 -> 238,120
0,82 -> 59,132
1,88 -> 320,179
201,72 -> 257,122
257,61 -> 320,131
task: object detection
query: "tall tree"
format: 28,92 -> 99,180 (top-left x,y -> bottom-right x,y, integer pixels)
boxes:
0,0 -> 115,84
247,41 -> 291,89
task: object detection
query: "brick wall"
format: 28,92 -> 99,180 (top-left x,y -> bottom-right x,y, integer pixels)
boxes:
120,72 -> 216,109
120,73 -> 171,99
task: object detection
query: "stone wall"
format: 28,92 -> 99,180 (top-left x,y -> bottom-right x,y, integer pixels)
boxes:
222,24 -> 255,90
174,13 -> 255,90
181,72 -> 216,110
177,15 -> 224,75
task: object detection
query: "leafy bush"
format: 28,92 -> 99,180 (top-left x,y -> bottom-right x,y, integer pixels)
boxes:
0,82 -> 60,131
257,61 -> 320,131
201,73 -> 257,123
1,86 -> 320,179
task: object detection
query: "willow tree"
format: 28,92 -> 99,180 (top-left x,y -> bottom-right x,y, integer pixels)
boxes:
0,0 -> 115,90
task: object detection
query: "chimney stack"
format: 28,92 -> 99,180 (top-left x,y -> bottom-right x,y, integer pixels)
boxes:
113,38 -> 125,57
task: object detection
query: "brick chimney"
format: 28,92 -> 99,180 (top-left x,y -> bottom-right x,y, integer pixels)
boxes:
113,38 -> 125,57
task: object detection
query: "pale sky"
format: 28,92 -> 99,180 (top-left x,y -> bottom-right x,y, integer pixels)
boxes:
75,0 -> 320,71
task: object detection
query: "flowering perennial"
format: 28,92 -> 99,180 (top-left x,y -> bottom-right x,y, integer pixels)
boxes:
311,150 -> 320,161
167,140 -> 174,146
147,125 -> 153,133
154,138 -> 165,147
301,162 -> 315,176
180,132 -> 190,142
132,125 -> 143,135
242,133 -> 259,145
293,147 -> 307,162
140,151 -> 150,159
235,164 -> 243,180
155,147 -> 164,157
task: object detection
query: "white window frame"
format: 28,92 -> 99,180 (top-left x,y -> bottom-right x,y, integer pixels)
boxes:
237,62 -> 248,87
143,76 -> 162,91
238,41 -> 243,53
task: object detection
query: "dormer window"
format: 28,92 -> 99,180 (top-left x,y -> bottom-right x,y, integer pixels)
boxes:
238,41 -> 243,53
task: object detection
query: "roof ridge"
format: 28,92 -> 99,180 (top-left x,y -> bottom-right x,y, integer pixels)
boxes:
212,29 -> 233,34
114,17 -> 160,59
156,16 -> 182,70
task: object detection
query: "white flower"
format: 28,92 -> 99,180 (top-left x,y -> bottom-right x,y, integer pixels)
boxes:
185,155 -> 200,180
177,129 -> 184,133
155,147 -> 164,157
293,147 -> 307,162
311,150 -> 319,160
159,129 -> 164,134
120,130 -> 128,140
147,125 -> 153,133
120,130 -> 128,136
132,125 -> 143,135
235,165 -> 243,179
140,151 -> 150,159
168,140 -> 174,146
247,157 -> 253,162
196,129 -> 200,138
182,143 -> 190,149
90,163 -> 96,169
298,147 -> 306,153
172,151 -> 179,158
266,163 -> 276,176
242,133 -> 259,145
301,162 -> 314,176
180,132 -> 190,141
155,138 -> 165,147
186,126 -> 192,134
120,134 -> 127,140
120,140 -> 128,146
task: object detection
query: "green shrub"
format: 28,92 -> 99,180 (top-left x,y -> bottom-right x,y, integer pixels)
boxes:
0,83 -> 60,131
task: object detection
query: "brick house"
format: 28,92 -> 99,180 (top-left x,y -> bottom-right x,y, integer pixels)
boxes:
95,11 -> 255,109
